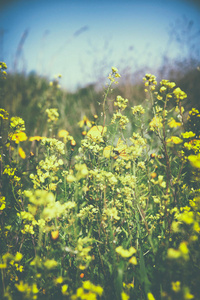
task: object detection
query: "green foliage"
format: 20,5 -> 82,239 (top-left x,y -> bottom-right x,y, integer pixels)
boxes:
0,65 -> 200,300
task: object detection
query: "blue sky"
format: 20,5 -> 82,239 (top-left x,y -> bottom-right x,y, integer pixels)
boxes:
0,0 -> 200,91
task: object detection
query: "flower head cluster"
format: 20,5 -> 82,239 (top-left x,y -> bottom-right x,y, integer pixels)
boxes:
78,115 -> 92,128
0,108 -> 9,120
173,87 -> 187,102
10,117 -> 25,132
41,137 -> 65,155
0,62 -> 7,79
114,95 -> 128,111
111,112 -> 129,129
131,105 -> 145,115
46,108 -> 59,124
149,116 -> 163,131
107,67 -> 121,84
143,74 -> 157,92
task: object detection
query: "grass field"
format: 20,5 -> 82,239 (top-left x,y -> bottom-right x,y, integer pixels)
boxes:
0,62 -> 200,299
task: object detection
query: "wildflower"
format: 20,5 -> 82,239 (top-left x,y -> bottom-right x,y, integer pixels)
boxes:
183,287 -> 194,299
114,138 -> 128,160
18,147 -> 26,159
188,153 -> 200,168
51,230 -> 59,240
0,195 -> 6,211
131,105 -> 145,115
66,174 -> 76,183
151,172 -> 157,179
147,292 -> 156,300
173,87 -> 187,101
46,108 -> 59,124
80,273 -> 84,278
78,115 -> 92,128
121,292 -> 130,300
10,117 -> 25,132
71,139 -> 76,146
62,284 -> 68,295
43,259 -> 58,269
104,207 -> 120,221
111,112 -> 129,129
58,129 -> 69,138
29,136 -> 44,142
0,108 -> 9,120
11,131 -> 27,144
114,95 -> 128,111
149,116 -> 163,131
103,145 -> 113,158
168,118 -> 182,128
54,276 -> 63,284
116,246 -> 136,258
171,281 -> 181,293
129,256 -> 137,265
15,252 -> 23,262
87,126 -> 107,142
166,136 -> 183,144
82,131 -> 87,136
181,131 -> 196,139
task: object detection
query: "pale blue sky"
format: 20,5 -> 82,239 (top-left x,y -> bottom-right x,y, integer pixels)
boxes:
0,0 -> 200,90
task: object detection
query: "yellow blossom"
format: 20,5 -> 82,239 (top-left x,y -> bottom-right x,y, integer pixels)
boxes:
58,129 -> 69,138
29,136 -> 44,142
166,136 -> 183,144
149,116 -> 163,131
78,115 -> 92,128
171,281 -> 181,293
19,147 -> 26,159
103,145 -> 113,158
147,292 -> 156,300
168,118 -> 182,128
87,126 -> 107,142
11,131 -> 27,144
121,291 -> 130,300
116,246 -> 136,258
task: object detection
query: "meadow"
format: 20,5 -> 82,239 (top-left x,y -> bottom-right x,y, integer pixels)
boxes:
0,62 -> 200,300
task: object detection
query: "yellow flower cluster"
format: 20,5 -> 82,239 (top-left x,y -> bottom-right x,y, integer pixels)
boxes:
71,280 -> 103,300
114,95 -> 128,111
0,108 -> 9,120
131,105 -> 145,115
45,108 -> 59,124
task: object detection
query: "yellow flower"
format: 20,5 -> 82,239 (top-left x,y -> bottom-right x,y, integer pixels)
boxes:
129,256 -> 137,265
18,147 -> 26,159
78,115 -> 92,128
62,284 -> 68,295
103,145 -> 113,158
15,252 -> 23,262
188,153 -> 200,168
173,87 -> 187,101
0,108 -> 9,120
43,259 -> 58,269
114,138 -> 128,160
168,118 -> 182,128
171,281 -> 181,293
121,291 -> 130,300
181,131 -> 196,139
166,136 -> 183,144
29,136 -> 44,142
147,292 -> 156,300
58,129 -> 69,138
116,246 -> 136,258
87,126 -> 107,142
149,116 -> 163,131
11,131 -> 27,144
